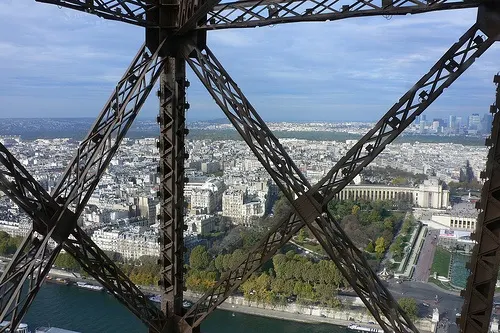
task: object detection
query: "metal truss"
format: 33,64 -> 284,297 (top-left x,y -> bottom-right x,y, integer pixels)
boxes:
180,18 -> 495,330
0,143 -> 165,332
203,0 -> 484,29
39,0 -> 484,31
0,41 -> 167,331
35,0 -> 158,26
158,57 -> 188,318
459,75 -> 500,333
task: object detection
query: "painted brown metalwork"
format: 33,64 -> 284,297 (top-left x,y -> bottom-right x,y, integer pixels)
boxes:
459,75 -> 500,333
204,0 -> 485,30
179,21 -> 495,330
0,42 -> 167,332
157,57 -> 188,320
1,0 -> 499,332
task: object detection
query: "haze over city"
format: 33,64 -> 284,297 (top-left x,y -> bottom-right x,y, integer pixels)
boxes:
1,1 -> 500,121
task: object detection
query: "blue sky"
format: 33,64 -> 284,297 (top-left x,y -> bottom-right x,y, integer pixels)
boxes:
0,1 -> 499,122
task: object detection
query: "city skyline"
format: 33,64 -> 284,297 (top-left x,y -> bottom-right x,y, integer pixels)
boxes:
1,2 -> 500,122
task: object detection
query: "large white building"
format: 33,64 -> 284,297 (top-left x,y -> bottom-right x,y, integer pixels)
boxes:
431,202 -> 478,231
91,226 -> 159,260
188,178 -> 225,214
336,178 -> 450,209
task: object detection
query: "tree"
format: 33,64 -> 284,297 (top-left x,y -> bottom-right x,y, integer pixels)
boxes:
365,242 -> 375,253
389,237 -> 404,260
375,237 -> 386,259
383,218 -> 394,231
189,245 -> 211,271
54,252 -> 81,272
351,205 -> 360,216
398,297 -> 418,321
296,228 -> 307,243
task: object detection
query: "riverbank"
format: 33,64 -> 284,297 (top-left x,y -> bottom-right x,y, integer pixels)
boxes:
1,260 -> 432,332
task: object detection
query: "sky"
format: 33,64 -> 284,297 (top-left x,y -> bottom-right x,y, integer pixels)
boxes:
0,1 -> 499,122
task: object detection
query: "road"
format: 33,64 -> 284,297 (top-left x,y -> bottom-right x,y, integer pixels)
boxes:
413,229 -> 439,282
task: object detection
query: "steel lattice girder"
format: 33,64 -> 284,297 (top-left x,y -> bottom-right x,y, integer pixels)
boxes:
158,57 -> 188,317
0,41 -> 168,332
37,0 -> 484,30
35,0 -> 158,26
459,77 -> 500,333
0,143 -> 165,332
178,15 -> 496,330
203,0 -> 484,30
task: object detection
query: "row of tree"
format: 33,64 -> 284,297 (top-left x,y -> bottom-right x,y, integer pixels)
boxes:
186,245 -> 346,307
53,251 -> 162,287
389,215 -> 416,261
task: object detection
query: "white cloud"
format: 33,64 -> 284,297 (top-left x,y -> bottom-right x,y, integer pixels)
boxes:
0,1 -> 498,121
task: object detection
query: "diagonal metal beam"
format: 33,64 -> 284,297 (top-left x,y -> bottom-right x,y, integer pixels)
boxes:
36,0 -> 484,31
180,16 -> 496,329
0,40 -> 167,332
35,0 -> 158,26
181,41 -> 415,333
201,0 -> 484,30
459,75 -> 500,333
0,142 -> 165,332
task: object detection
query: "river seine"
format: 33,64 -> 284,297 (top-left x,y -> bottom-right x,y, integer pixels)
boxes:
23,283 -> 347,333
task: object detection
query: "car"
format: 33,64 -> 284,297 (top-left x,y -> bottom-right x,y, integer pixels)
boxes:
422,302 -> 430,307
368,321 -> 375,324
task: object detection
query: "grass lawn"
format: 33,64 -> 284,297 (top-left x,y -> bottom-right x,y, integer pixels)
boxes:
431,247 -> 452,277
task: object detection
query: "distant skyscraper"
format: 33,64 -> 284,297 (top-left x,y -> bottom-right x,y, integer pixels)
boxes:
432,120 -> 440,132
415,115 -> 421,125
481,113 -> 493,133
449,115 -> 457,129
468,113 -> 481,130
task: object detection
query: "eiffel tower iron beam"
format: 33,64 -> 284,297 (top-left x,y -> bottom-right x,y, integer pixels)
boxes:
0,40 -> 168,332
37,0 -> 484,30
204,0 -> 485,30
0,142 -> 165,332
459,78 -> 500,332
157,56 -> 188,324
35,0 -> 158,26
179,11 -> 496,329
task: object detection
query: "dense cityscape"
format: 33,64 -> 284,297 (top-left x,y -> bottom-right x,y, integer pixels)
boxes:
0,116 -> 496,333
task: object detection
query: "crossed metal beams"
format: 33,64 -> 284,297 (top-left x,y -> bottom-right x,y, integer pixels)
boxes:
178,18 -> 497,330
204,0 -> 485,29
1,0 -> 499,332
37,0 -> 485,30
35,0 -> 158,26
0,40 -> 168,332
460,75 -> 500,333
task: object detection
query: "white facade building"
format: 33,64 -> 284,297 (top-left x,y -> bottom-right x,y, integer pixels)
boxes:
188,178 -> 225,213
222,190 -> 245,220
431,202 -> 478,231
91,226 -> 159,260
336,178 -> 450,209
